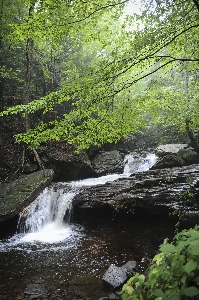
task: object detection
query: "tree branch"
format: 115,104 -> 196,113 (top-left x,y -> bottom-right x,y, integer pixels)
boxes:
108,23 -> 199,81
151,55 -> 199,62
67,0 -> 129,24
192,0 -> 199,13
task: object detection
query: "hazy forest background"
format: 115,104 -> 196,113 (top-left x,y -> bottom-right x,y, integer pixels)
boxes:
0,0 -> 199,181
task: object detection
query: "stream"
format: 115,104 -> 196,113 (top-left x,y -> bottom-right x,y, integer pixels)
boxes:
0,153 -> 177,299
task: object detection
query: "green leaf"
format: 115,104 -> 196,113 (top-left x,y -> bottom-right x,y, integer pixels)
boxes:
184,259 -> 197,274
184,286 -> 199,297
159,243 -> 176,253
154,289 -> 164,297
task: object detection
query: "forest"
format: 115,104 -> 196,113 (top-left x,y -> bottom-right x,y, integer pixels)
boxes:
0,1 -> 199,299
1,0 -> 199,167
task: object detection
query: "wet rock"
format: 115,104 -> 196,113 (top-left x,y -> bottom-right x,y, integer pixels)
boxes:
99,295 -> 120,300
73,164 -> 199,223
102,261 -> 136,289
0,169 -> 54,222
91,151 -> 124,176
151,154 -> 184,169
24,284 -> 47,299
177,148 -> 199,165
34,143 -> 96,181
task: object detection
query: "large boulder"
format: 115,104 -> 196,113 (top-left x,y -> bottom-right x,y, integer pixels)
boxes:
151,154 -> 184,169
31,142 -> 96,181
0,169 -> 54,222
153,144 -> 198,169
177,148 -> 198,165
90,150 -> 124,176
73,164 -> 199,223
155,144 -> 188,157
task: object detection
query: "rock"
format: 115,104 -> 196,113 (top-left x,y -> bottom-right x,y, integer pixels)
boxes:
24,284 -> 47,299
91,150 -> 124,176
30,142 -> 96,181
0,169 -> 54,222
177,148 -> 198,165
102,261 -> 136,289
155,144 -> 188,157
151,155 -> 184,169
73,164 -> 199,223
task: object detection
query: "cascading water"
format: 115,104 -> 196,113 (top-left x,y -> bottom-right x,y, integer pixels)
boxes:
0,152 -> 157,248
18,187 -> 78,243
10,152 -> 158,245
123,153 -> 157,174
0,152 -> 179,300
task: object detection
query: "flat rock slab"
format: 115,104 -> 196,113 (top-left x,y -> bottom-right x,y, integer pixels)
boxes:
155,144 -> 188,156
0,169 -> 54,222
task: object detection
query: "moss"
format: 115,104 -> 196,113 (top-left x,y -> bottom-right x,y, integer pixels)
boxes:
0,169 -> 54,221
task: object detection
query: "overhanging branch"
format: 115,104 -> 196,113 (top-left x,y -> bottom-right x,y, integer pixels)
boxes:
192,0 -> 199,13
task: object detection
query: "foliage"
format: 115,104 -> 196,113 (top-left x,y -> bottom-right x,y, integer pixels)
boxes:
1,0 -> 199,151
118,226 -> 199,300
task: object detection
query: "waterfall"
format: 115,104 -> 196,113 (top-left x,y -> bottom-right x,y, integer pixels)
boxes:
16,152 -> 157,244
18,186 -> 78,244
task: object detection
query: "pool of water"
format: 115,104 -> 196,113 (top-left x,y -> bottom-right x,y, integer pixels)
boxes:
0,209 -> 177,299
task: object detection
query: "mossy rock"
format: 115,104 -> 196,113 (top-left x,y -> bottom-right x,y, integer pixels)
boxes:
0,169 -> 54,222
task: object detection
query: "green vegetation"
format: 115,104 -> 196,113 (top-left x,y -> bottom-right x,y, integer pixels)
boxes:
0,0 -> 199,152
119,226 -> 199,300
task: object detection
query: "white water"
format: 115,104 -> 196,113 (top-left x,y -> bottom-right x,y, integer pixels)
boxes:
1,152 -> 157,247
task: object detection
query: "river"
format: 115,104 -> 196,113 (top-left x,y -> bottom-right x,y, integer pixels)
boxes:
0,153 -> 177,299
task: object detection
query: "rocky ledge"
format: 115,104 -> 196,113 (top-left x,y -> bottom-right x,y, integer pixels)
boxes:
71,164 -> 199,223
0,169 -> 54,222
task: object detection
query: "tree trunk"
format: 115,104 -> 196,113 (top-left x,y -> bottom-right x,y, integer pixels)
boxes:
22,4 -> 35,131
186,119 -> 199,154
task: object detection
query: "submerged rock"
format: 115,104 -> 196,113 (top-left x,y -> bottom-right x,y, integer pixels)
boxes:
24,284 -> 47,299
102,261 -> 136,289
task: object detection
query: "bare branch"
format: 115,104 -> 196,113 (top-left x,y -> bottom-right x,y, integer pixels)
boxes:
151,55 -> 199,62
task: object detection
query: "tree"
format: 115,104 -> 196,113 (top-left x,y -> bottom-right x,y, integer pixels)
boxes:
0,0 -> 199,152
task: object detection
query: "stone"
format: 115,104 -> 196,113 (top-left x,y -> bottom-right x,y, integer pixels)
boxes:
102,261 -> 136,289
24,284 -> 47,299
155,144 -> 188,157
91,150 -> 124,176
73,164 -> 199,223
151,154 -> 184,169
177,148 -> 198,165
34,142 -> 96,181
0,169 -> 54,222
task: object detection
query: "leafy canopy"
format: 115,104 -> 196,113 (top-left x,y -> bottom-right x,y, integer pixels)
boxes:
1,0 -> 199,151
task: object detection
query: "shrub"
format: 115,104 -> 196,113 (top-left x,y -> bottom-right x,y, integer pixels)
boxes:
118,226 -> 199,300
